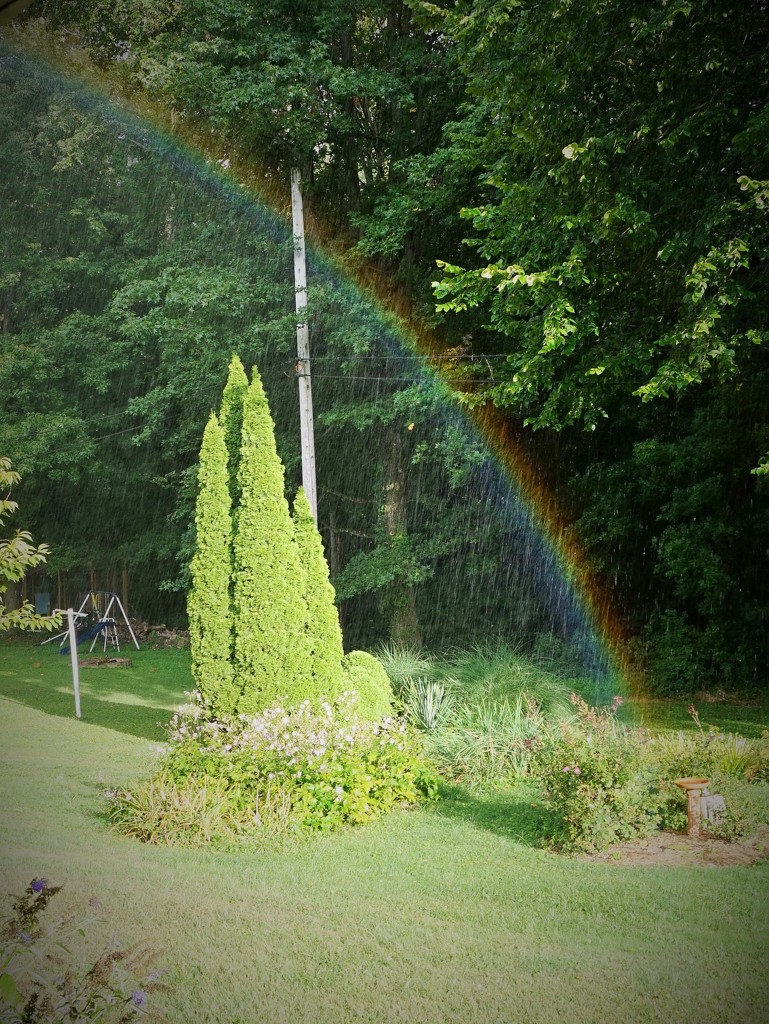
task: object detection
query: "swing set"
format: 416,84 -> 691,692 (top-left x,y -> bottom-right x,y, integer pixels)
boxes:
41,590 -> 140,654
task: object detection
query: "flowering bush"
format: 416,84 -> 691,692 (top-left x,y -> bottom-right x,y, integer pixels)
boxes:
532,695 -> 769,852
108,691 -> 438,843
0,879 -> 164,1023
532,694 -> 669,852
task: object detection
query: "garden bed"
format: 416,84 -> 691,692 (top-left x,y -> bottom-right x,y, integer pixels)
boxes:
583,825 -> 769,868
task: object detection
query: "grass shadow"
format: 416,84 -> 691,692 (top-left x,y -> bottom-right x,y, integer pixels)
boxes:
0,636 -> 188,740
0,692 -> 173,740
428,781 -> 559,849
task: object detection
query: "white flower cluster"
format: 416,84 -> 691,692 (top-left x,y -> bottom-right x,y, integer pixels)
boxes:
235,692 -> 407,769
168,689 -> 409,773
168,690 -> 237,744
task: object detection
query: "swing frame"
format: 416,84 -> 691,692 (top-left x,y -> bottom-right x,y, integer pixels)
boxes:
41,590 -> 140,652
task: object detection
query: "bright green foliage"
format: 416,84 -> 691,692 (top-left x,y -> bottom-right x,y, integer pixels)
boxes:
219,355 -> 249,509
0,458 -> 61,633
134,692 -> 437,837
700,774 -> 769,841
529,693 -> 769,852
292,486 -> 345,700
424,693 -> 544,785
187,414 -> 236,715
232,368 -> 312,714
341,650 -> 394,722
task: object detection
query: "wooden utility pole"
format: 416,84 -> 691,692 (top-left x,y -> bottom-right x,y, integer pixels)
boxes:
290,168 -> 318,522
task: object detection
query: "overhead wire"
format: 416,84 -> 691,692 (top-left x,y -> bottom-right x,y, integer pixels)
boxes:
3,354 -> 503,450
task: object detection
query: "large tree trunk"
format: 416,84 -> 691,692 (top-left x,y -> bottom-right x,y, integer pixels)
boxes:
381,421 -> 422,647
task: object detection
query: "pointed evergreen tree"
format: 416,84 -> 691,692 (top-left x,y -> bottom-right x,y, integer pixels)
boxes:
292,486 -> 345,699
219,354 -> 249,508
233,367 -> 312,714
188,412 -> 238,714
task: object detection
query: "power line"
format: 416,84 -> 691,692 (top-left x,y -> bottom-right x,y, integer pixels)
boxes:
2,422 -> 145,446
306,353 -> 513,362
303,373 -> 498,384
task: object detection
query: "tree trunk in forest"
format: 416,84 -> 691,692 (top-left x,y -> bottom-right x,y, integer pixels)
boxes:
2,281 -> 16,334
381,421 -> 422,647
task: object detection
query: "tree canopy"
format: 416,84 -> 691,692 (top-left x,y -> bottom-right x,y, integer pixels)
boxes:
3,2 -> 768,690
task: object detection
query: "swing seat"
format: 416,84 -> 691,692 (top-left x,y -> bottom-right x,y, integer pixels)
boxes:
59,620 -> 107,655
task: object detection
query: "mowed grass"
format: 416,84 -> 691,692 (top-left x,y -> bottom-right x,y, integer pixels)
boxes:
632,696 -> 769,739
1,639 -> 769,1023
0,635 -> 192,739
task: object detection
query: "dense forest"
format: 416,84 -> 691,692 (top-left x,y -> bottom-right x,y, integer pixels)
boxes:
1,1 -> 768,692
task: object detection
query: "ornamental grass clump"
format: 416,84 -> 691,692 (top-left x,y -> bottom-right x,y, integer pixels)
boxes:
108,691 -> 438,843
426,692 -> 547,785
374,642 -> 438,692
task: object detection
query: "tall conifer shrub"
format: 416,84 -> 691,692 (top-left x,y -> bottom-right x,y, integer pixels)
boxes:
292,486 -> 345,699
232,367 -> 312,714
219,354 -> 249,508
188,412 -> 237,714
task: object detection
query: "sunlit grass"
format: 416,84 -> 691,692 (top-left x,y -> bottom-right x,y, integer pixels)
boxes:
0,635 -> 191,739
1,698 -> 768,1023
632,696 -> 769,739
2,638 -> 769,1021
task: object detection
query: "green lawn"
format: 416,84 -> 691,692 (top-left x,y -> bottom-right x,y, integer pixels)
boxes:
1,636 -> 769,1023
0,635 -> 193,740
632,695 -> 769,739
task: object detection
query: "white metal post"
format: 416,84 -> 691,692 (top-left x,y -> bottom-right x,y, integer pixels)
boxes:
67,608 -> 81,719
290,167 -> 318,522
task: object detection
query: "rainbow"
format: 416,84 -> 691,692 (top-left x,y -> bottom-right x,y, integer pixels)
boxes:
2,30 -> 641,703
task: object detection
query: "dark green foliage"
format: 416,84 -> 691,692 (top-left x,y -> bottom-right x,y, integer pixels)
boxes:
341,650 -> 394,722
428,0 -> 769,426
568,388 -> 769,692
232,368 -> 312,714
292,486 -> 345,700
4,11 -> 769,691
187,413 -> 236,715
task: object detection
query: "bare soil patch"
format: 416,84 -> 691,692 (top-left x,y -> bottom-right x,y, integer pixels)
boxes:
79,657 -> 133,668
583,826 -> 769,868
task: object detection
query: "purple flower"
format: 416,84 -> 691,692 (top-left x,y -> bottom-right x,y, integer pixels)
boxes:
562,766 -> 571,773
31,878 -> 48,893
131,990 -> 149,1009
573,767 -> 581,776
